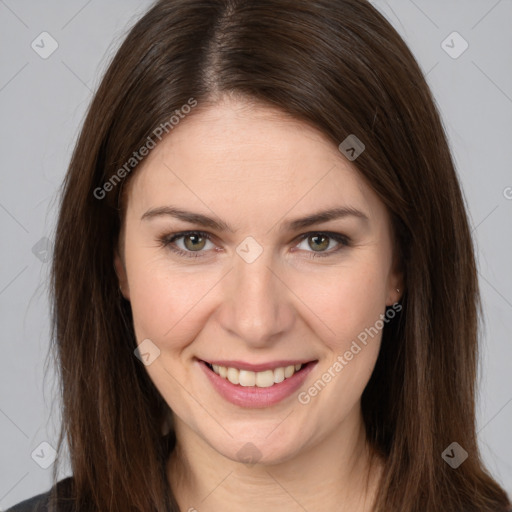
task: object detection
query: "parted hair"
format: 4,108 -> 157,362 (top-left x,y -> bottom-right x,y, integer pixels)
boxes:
49,0 -> 511,510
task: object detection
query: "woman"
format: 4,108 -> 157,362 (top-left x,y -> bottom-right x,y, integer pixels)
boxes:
7,0 -> 511,511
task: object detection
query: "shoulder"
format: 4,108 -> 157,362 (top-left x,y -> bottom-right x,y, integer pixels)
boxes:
6,476 -> 75,512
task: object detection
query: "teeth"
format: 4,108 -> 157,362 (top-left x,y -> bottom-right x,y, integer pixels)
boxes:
210,363 -> 304,387
239,370 -> 256,387
227,367 -> 239,385
274,367 -> 285,384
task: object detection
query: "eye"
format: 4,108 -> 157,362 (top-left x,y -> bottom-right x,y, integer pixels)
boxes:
159,231 -> 216,259
294,232 -> 350,258
158,230 -> 350,260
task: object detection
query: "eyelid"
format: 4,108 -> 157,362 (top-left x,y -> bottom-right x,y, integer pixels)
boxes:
159,230 -> 216,259
158,230 -> 351,259
293,232 -> 350,259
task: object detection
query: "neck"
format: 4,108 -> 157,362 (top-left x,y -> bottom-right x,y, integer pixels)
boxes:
166,404 -> 384,512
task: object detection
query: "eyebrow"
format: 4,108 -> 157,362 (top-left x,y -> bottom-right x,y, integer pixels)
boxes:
140,206 -> 369,233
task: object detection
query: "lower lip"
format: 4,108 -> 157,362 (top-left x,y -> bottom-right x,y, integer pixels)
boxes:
197,359 -> 317,408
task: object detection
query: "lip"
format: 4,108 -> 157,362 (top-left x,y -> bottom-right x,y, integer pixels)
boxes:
196,358 -> 318,408
201,359 -> 315,372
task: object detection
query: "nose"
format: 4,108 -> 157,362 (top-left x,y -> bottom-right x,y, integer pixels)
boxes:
217,245 -> 295,348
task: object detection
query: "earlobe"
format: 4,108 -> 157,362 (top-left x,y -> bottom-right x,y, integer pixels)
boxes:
114,250 -> 130,301
386,273 -> 404,306
386,245 -> 404,305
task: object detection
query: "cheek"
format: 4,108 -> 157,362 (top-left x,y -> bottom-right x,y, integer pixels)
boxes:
125,246 -> 219,345
292,259 -> 389,350
124,233 -> 391,358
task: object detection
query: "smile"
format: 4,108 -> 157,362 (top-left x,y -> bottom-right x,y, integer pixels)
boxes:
207,362 -> 304,387
197,358 -> 318,408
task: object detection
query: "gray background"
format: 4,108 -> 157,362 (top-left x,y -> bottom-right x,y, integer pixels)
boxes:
0,0 -> 511,508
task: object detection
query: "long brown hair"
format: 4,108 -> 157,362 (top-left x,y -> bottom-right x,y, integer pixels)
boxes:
49,0 -> 511,510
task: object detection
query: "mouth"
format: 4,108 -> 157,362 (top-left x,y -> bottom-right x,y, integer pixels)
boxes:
203,360 -> 314,387
197,358 -> 318,408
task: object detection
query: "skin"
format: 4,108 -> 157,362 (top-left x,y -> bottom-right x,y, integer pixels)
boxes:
115,95 -> 403,511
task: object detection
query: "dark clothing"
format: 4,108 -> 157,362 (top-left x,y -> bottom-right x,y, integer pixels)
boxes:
6,477 -> 74,512
7,476 -> 512,511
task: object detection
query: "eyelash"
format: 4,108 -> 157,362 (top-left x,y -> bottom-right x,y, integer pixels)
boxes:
158,230 -> 351,260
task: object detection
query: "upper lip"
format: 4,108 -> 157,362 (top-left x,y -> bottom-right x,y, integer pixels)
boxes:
199,358 -> 317,372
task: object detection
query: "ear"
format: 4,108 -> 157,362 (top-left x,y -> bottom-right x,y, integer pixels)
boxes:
385,249 -> 404,306
385,271 -> 404,306
114,248 -> 130,301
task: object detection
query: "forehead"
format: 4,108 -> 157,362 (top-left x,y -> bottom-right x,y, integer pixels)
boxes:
124,97 -> 384,222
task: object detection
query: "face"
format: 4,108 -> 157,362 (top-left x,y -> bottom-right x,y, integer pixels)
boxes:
115,96 -> 402,466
